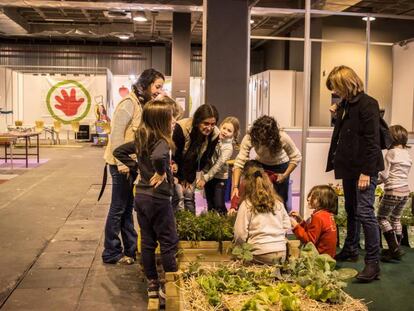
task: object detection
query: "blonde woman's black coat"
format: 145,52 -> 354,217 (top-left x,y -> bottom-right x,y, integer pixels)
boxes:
326,92 -> 384,180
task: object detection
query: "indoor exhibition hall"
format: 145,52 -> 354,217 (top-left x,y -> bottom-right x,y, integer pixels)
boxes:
0,0 -> 413,310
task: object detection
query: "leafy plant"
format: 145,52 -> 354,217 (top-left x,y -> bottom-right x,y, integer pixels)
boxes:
175,210 -> 203,241
175,210 -> 235,242
232,243 -> 254,263
288,243 -> 346,304
401,195 -> 414,226
241,283 -> 301,311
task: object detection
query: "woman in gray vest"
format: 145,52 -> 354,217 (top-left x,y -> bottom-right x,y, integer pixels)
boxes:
102,68 -> 165,264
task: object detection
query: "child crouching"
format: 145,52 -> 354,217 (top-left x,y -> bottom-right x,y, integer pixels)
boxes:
290,185 -> 338,258
234,162 -> 290,265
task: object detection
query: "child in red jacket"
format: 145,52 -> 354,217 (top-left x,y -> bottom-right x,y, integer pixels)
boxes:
290,185 -> 338,258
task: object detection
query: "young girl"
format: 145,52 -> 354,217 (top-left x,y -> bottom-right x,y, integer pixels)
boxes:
231,115 -> 301,213
377,125 -> 412,262
290,185 -> 338,258
196,117 -> 240,215
113,100 -> 178,298
234,163 -> 291,265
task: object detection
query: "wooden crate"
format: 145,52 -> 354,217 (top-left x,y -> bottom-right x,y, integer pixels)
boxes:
177,240 -> 232,267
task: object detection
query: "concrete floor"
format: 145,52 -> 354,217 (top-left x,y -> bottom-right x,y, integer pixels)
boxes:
0,145 -> 147,310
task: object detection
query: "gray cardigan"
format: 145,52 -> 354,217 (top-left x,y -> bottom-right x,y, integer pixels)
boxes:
203,138 -> 233,182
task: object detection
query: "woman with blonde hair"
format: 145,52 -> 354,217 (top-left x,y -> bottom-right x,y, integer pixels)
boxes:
326,65 -> 384,282
234,161 -> 291,265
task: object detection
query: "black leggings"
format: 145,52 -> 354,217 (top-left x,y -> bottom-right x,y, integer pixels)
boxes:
204,178 -> 227,215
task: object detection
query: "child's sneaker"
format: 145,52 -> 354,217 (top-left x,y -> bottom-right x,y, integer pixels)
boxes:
147,279 -> 159,298
158,283 -> 166,308
116,256 -> 135,265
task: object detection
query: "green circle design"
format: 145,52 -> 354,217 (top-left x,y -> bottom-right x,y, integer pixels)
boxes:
46,80 -> 91,124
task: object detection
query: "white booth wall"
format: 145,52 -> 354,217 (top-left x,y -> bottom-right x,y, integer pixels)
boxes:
391,41 -> 414,131
111,75 -> 203,118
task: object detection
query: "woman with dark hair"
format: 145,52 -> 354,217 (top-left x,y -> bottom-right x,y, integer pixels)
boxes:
102,68 -> 165,264
172,104 -> 220,213
326,65 -> 384,282
231,115 -> 301,213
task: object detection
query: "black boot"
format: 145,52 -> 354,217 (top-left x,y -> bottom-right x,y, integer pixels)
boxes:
381,230 -> 404,262
335,250 -> 359,262
356,261 -> 380,283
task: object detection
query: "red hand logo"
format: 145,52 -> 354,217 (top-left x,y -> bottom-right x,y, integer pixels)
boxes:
54,88 -> 85,116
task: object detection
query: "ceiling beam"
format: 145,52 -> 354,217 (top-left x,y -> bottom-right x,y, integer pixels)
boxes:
0,1 -> 201,12
81,9 -> 92,22
1,7 -> 31,31
59,8 -> 67,17
30,22 -> 135,36
33,7 -> 47,19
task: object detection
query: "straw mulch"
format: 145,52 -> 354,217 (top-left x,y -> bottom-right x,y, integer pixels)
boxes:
179,265 -> 368,311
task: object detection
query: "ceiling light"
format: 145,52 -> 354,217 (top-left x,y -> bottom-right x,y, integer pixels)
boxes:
117,34 -> 130,40
133,11 -> 148,22
250,19 -> 254,24
362,16 -> 376,22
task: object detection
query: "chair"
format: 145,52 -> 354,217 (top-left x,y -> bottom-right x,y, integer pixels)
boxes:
14,120 -> 23,127
35,120 -> 45,134
53,120 -> 62,144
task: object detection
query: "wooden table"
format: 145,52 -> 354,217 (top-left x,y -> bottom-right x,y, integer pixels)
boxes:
0,132 -> 40,168
0,135 -> 17,169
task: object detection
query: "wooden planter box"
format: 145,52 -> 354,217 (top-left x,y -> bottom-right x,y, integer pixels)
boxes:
147,241 -> 232,311
149,240 -> 301,310
177,240 -> 233,266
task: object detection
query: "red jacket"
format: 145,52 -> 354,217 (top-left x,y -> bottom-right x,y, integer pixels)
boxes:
293,210 -> 337,258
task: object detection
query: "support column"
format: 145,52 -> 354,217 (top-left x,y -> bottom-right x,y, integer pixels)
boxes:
151,46 -> 166,75
172,12 -> 191,115
202,0 -> 249,134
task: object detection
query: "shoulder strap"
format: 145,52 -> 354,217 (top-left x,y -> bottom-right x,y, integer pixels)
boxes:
97,164 -> 108,202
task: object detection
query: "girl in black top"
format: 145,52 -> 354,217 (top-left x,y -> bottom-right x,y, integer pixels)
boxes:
113,99 -> 178,299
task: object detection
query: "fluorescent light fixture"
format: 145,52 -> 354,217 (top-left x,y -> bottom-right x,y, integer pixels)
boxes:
362,16 -> 376,21
117,34 -> 130,40
250,19 -> 254,24
133,11 -> 147,22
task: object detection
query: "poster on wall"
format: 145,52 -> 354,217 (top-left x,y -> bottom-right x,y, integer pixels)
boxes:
40,75 -> 106,124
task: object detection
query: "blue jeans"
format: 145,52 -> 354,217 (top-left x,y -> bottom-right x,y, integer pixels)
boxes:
136,194 -> 178,280
102,165 -> 138,263
342,177 -> 380,263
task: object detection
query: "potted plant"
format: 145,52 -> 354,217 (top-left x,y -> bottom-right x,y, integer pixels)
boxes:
175,210 -> 235,262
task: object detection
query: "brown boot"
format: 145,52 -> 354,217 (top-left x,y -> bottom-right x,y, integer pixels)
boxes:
356,261 -> 380,283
